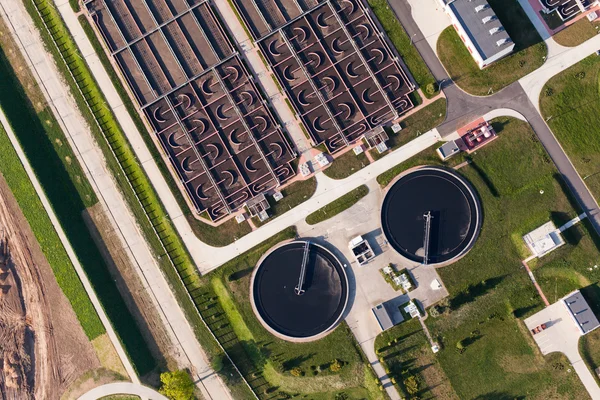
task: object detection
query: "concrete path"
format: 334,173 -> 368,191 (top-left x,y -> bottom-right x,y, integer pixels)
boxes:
79,382 -> 167,400
0,105 -> 141,382
525,302 -> 600,399
0,1 -> 231,398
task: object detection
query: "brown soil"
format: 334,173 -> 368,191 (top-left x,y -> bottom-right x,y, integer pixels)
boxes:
0,175 -> 98,399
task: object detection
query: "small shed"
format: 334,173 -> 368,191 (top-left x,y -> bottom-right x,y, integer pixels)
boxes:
364,126 -> 389,149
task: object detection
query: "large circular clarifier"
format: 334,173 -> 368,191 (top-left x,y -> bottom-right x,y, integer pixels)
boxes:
251,241 -> 349,341
381,166 -> 481,266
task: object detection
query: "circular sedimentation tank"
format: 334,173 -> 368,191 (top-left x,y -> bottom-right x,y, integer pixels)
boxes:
251,240 -> 349,341
381,166 -> 481,266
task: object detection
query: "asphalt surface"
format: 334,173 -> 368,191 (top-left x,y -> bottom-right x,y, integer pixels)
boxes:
388,0 -> 600,239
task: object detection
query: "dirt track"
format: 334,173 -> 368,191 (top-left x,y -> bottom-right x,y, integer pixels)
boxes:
0,175 -> 98,398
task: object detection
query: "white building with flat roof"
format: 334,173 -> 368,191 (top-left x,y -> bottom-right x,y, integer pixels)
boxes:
441,0 -> 515,69
523,221 -> 565,258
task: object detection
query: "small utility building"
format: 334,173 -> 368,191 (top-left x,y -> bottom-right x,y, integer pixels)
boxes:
442,0 -> 515,69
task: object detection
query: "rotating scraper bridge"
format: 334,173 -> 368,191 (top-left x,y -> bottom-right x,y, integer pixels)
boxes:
231,0 -> 415,153
85,0 -> 297,221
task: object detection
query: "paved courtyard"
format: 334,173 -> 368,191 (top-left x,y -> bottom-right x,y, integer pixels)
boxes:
525,301 -> 600,399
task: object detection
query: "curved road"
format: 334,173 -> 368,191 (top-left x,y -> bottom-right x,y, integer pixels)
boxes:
387,0 -> 600,240
78,382 -> 168,400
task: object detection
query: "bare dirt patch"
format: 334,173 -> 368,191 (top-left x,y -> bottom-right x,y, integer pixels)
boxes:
0,175 -> 98,398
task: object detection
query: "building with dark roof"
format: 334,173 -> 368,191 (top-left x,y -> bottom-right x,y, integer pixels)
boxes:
563,291 -> 600,335
442,0 -> 515,69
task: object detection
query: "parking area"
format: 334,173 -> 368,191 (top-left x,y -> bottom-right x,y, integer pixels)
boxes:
85,0 -> 298,221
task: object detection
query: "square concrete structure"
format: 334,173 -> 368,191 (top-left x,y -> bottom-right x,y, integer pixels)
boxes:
523,221 -> 565,257
372,303 -> 394,331
564,291 -> 600,335
84,0 -> 297,221
443,0 -> 515,68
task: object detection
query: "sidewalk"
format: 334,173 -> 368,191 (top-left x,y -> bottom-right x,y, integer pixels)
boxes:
0,1 -> 231,398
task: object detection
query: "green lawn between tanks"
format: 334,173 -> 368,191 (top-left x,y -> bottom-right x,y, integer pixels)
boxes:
371,98 -> 447,162
196,227 -> 385,400
78,15 -> 253,247
367,0 -> 438,97
305,185 -> 369,225
378,117 -> 598,398
252,177 -> 317,227
375,319 -> 458,399
437,0 -> 547,96
553,18 -> 600,47
323,151 -> 370,180
25,0 -> 256,391
540,54 -> 600,217
0,41 -> 161,374
0,121 -> 104,339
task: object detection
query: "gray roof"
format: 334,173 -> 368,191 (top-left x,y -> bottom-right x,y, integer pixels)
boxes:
448,0 -> 513,61
372,304 -> 394,331
564,292 -> 600,334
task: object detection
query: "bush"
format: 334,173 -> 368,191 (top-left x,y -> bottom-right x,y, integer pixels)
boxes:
403,375 -> 420,395
290,367 -> 303,377
330,359 -> 343,372
425,82 -> 437,95
159,370 -> 194,400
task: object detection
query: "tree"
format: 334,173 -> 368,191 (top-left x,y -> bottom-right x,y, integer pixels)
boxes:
159,370 -> 195,400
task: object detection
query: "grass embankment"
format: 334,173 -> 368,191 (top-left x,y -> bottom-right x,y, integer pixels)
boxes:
553,18 -> 600,47
378,117 -> 598,398
78,15 -> 252,247
196,227 -> 384,399
306,185 -> 369,225
372,98 -> 446,161
367,0 -> 437,97
437,0 -> 547,96
375,319 -> 457,399
26,0 -> 253,391
540,54 -> 600,212
0,121 -> 104,339
324,151 -> 370,180
252,178 -> 317,227
0,38 -> 159,373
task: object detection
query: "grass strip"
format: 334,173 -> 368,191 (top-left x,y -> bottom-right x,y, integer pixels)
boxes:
306,185 -> 369,225
324,151 -> 370,180
26,0 -> 258,393
0,121 -> 104,339
367,0 -> 437,97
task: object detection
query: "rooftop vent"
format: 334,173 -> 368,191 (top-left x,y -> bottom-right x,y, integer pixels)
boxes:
496,38 -> 511,46
489,27 -> 500,35
474,4 -> 488,12
482,15 -> 496,24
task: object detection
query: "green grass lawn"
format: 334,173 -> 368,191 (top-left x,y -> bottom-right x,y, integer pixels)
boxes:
371,99 -> 446,161
379,117 -> 598,398
367,0 -> 438,97
540,54 -> 600,210
305,185 -> 369,225
193,227 -> 383,399
375,319 -> 458,399
437,0 -> 547,96
252,177 -> 317,227
581,327 -> 600,385
553,18 -> 600,47
323,151 -> 370,180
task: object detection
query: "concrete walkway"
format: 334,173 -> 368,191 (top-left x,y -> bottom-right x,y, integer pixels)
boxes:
525,302 -> 600,399
79,382 -> 167,400
0,105 -> 140,382
0,1 -> 230,398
